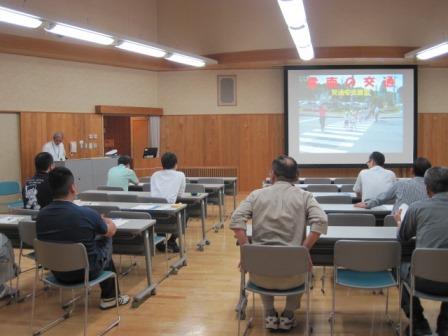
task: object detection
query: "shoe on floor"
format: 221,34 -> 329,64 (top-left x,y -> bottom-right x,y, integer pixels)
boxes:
279,314 -> 297,331
404,318 -> 432,336
156,242 -> 166,252
167,241 -> 180,253
99,294 -> 130,310
265,313 -> 279,330
0,284 -> 17,300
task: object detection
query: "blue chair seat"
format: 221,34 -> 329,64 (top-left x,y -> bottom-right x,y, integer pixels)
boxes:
246,281 -> 306,296
336,269 -> 397,289
43,271 -> 115,289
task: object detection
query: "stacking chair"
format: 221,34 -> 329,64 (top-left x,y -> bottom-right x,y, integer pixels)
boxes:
97,186 -> 124,191
238,245 -> 312,336
315,195 -> 352,204
78,192 -> 108,202
197,178 -> 224,206
108,194 -> 138,203
185,183 -> 205,194
0,181 -> 22,210
340,184 -> 355,192
332,240 -> 401,335
32,239 -> 120,336
328,213 -> 376,226
142,183 -> 151,192
10,207 -> 39,219
303,178 -> 332,184
334,178 -> 357,185
16,220 -> 38,301
307,184 -> 339,192
137,196 -> 168,203
185,184 -> 206,217
139,176 -> 150,183
383,215 -> 397,227
402,248 -> 448,336
84,205 -> 119,216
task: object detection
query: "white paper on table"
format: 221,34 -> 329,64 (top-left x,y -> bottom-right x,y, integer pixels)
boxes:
74,200 -> 100,206
112,219 -> 128,227
399,203 -> 409,221
132,204 -> 159,210
0,216 -> 26,224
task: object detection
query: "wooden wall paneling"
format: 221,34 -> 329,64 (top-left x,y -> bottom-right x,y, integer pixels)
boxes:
417,113 -> 448,166
20,112 -> 104,183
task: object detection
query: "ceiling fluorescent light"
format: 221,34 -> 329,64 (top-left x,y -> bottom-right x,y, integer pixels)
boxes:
416,42 -> 448,60
45,23 -> 114,45
277,0 -> 314,61
165,53 -> 206,67
0,6 -> 42,28
116,40 -> 166,58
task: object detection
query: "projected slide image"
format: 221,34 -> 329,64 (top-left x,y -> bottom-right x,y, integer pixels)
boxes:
297,74 -> 404,154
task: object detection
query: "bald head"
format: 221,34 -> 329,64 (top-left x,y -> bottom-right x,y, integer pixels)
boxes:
272,155 -> 299,182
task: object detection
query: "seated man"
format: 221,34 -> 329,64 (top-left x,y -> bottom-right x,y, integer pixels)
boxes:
22,152 -> 54,210
396,167 -> 448,336
151,152 -> 186,253
0,233 -> 18,300
353,151 -> 396,202
355,157 -> 431,213
230,155 -> 328,331
36,167 -> 129,309
107,155 -> 139,191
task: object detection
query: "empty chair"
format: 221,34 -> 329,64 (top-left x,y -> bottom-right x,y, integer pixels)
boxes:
332,240 -> 401,335
185,183 -> 206,194
303,178 -> 332,184
315,195 -> 352,204
328,213 -> 376,226
185,184 -> 206,217
197,178 -> 224,205
307,184 -> 339,192
108,194 -> 138,203
78,192 -> 108,202
142,183 -> 151,192
383,215 -> 396,227
237,245 -> 312,335
340,184 -> 355,192
32,239 -> 120,335
10,208 -> 39,218
97,186 -> 124,191
334,178 -> 357,184
16,220 -> 38,300
139,176 -> 150,183
137,196 -> 168,203
0,181 -> 22,209
402,248 -> 448,336
84,205 -> 119,216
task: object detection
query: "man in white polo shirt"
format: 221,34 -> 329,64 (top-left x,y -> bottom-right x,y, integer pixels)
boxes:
151,152 -> 186,253
42,132 -> 66,161
353,151 -> 396,202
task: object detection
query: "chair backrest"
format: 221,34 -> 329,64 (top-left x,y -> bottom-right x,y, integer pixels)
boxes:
85,205 -> 120,216
140,177 -> 150,183
334,240 -> 401,272
137,196 -> 168,203
97,186 -> 124,191
18,220 -> 37,247
315,195 -> 352,204
303,178 -> 332,184
411,248 -> 448,283
307,184 -> 339,192
10,208 -> 39,217
34,239 -> 88,272
241,245 -> 309,277
0,181 -> 20,196
109,210 -> 151,220
334,178 -> 357,184
78,192 -> 109,202
197,178 -> 224,184
328,213 -> 376,226
108,194 -> 139,203
185,183 -> 206,193
383,215 -> 397,227
142,183 -> 151,192
340,184 -> 355,192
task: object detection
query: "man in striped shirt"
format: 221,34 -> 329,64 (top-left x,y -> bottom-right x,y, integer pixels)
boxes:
355,157 -> 432,213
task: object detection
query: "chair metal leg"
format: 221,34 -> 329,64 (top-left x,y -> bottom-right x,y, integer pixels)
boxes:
321,266 -> 326,294
410,291 -> 413,336
398,283 -> 403,336
331,269 -> 336,335
306,274 -> 311,336
30,268 -> 39,332
84,286 -> 89,336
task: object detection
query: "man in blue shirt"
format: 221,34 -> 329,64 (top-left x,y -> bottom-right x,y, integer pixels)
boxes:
37,167 -> 129,309
106,156 -> 139,191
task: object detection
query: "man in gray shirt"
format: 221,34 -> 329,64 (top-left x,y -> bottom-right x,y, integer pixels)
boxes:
355,157 -> 432,213
396,167 -> 448,336
230,155 -> 328,332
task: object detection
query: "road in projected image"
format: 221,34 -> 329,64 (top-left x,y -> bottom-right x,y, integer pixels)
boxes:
298,114 -> 403,154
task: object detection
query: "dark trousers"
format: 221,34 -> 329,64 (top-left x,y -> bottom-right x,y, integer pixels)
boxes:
401,263 -> 448,324
53,237 -> 119,299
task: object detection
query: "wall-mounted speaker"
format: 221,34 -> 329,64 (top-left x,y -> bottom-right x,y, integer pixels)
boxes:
217,75 -> 237,106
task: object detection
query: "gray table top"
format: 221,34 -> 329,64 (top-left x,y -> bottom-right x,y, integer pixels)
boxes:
186,177 -> 237,182
83,190 -> 208,201
312,192 -> 357,198
319,203 -> 392,214
74,200 -> 187,213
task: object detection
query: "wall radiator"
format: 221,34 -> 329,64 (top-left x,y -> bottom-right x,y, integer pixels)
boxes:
178,167 -> 238,178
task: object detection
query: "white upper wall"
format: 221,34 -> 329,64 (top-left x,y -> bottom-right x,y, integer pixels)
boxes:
0,53 -> 158,112
419,68 -> 448,113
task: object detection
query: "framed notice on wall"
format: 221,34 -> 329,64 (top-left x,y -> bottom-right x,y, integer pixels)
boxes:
217,75 -> 237,106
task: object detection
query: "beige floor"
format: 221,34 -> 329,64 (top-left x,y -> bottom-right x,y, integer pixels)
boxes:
0,194 -> 441,335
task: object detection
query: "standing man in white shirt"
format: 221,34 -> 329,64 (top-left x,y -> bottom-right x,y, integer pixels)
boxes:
42,132 -> 66,161
353,151 -> 396,202
151,152 -> 186,252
